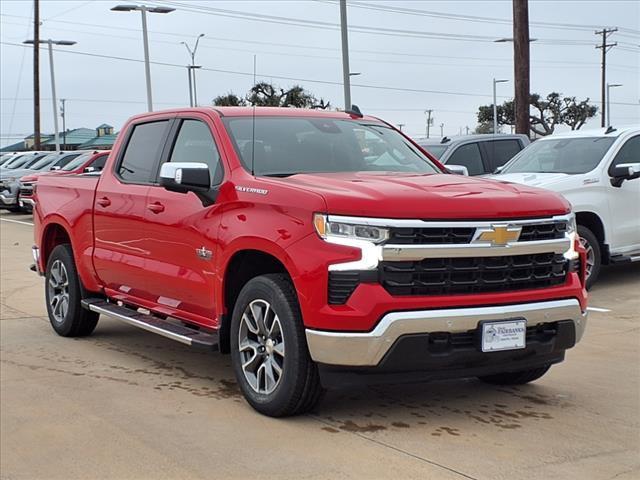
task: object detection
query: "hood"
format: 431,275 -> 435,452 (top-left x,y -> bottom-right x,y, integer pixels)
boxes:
0,168 -> 35,181
274,172 -> 570,219
489,172 -> 575,191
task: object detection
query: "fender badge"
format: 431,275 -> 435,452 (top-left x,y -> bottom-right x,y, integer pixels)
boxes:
196,246 -> 213,260
236,186 -> 268,195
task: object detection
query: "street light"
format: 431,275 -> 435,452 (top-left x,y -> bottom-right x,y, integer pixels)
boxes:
111,4 -> 175,112
24,39 -> 76,151
606,83 -> 623,127
493,78 -> 508,134
181,33 -> 205,107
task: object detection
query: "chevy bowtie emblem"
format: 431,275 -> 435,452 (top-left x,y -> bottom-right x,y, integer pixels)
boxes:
475,225 -> 521,246
196,246 -> 213,260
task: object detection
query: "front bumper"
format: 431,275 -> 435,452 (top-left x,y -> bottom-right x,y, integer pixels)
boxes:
305,298 -> 586,367
0,192 -> 17,206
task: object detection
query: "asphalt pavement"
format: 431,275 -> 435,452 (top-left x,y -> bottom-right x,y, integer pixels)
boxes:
1,210 -> 639,480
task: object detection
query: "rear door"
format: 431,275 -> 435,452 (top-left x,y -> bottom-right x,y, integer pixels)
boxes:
93,119 -> 172,303
142,114 -> 226,326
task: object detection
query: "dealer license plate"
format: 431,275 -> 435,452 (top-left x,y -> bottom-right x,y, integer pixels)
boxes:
481,319 -> 526,352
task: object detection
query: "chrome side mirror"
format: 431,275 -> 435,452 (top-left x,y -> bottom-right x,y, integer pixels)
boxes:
447,164 -> 469,176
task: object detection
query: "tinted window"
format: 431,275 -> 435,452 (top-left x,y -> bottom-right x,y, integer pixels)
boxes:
22,154 -> 48,168
447,143 -> 484,175
3,155 -> 29,169
118,121 -> 169,183
420,144 -> 449,159
168,120 -> 223,184
28,154 -> 59,170
609,136 -> 640,174
224,117 -> 440,176
503,137 -> 616,174
90,154 -> 108,171
50,154 -> 80,169
61,152 -> 92,171
483,139 -> 522,171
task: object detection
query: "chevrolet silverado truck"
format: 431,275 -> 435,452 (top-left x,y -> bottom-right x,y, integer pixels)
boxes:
32,107 -> 588,417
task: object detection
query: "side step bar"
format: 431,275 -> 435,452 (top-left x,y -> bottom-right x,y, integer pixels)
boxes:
82,299 -> 219,350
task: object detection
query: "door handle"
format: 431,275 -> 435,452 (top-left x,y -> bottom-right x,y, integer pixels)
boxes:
147,202 -> 165,214
97,197 -> 111,208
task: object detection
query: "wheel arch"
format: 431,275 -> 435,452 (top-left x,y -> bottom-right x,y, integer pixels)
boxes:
575,211 -> 607,261
219,247 -> 299,354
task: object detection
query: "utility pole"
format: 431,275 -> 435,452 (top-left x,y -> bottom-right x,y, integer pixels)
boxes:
60,98 -> 66,148
440,123 -> 444,137
595,28 -> 618,127
33,0 -> 40,150
339,0 -> 352,110
465,126 -> 470,135
182,34 -> 204,107
424,109 -> 433,138
513,0 -> 530,137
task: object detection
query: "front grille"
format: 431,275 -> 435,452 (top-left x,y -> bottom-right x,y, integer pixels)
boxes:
19,185 -> 33,197
388,227 -> 475,244
380,253 -> 568,296
520,222 -> 567,241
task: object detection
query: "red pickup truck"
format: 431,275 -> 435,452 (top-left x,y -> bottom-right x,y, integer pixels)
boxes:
33,107 -> 588,417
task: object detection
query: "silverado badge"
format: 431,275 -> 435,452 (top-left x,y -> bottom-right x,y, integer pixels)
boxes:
196,246 -> 213,260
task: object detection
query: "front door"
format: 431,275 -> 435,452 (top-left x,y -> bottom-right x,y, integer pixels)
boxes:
142,116 -> 226,327
607,135 -> 640,253
93,119 -> 172,303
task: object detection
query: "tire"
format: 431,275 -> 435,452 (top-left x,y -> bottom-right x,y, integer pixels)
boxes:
478,365 -> 551,385
230,274 -> 323,417
45,244 -> 99,337
577,225 -> 601,289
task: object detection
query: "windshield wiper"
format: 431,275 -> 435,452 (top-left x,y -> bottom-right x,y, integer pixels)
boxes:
262,172 -> 300,178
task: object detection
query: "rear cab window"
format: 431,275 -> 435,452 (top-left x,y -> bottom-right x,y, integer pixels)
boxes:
117,120 -> 171,184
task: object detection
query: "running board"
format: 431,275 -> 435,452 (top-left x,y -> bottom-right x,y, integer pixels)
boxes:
82,299 -> 219,350
609,253 -> 640,264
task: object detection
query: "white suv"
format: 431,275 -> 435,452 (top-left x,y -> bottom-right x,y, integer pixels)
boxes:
490,125 -> 640,288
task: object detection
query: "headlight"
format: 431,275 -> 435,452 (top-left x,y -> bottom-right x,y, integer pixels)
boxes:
313,214 -> 389,244
564,213 -> 579,260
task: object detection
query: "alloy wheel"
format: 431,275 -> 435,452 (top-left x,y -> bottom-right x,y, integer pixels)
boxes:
48,260 -> 70,323
238,299 -> 286,395
579,236 -> 595,281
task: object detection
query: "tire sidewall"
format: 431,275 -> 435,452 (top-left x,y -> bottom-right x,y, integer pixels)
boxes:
577,225 -> 601,289
230,276 -> 306,415
45,244 -> 81,336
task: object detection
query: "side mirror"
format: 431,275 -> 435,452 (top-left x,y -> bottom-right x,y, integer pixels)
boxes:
159,162 -> 217,206
610,162 -> 640,187
50,166 -> 61,171
447,164 -> 469,176
494,165 -> 505,174
83,166 -> 96,173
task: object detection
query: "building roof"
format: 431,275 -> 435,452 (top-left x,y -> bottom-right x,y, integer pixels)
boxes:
78,133 -> 118,148
42,128 -> 97,146
0,141 -> 27,152
96,123 -> 113,129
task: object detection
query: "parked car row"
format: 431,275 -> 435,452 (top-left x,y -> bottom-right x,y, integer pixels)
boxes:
0,150 -> 109,212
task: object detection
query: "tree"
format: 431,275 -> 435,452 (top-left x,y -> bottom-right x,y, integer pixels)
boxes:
476,92 -> 597,136
213,92 -> 247,106
214,82 -> 330,109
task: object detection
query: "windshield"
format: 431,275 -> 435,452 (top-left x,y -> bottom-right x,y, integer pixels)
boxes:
420,144 -> 449,160
61,152 -> 92,171
22,154 -> 49,169
223,117 -> 441,176
4,154 -> 35,169
30,154 -> 60,170
1,155 -> 25,168
502,137 -> 616,174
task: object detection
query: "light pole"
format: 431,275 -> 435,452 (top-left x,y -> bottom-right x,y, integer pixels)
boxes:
493,78 -> 508,134
181,34 -> 204,107
606,83 -> 622,127
339,0 -> 352,110
424,109 -> 433,138
24,39 -> 75,151
439,123 -> 445,137
111,4 -> 175,112
60,98 -> 66,148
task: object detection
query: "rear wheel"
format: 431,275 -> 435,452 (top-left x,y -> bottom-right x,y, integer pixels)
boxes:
45,244 -> 99,337
230,274 -> 323,417
478,365 -> 551,385
577,225 -> 601,289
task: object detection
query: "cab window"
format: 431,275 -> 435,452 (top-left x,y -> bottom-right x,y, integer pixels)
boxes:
447,143 -> 484,175
118,120 -> 170,183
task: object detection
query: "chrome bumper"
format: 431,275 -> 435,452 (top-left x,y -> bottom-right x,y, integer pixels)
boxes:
20,198 -> 35,208
306,299 -> 586,366
0,192 -> 17,205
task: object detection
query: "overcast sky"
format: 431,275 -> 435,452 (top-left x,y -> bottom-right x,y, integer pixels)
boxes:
1,0 -> 638,147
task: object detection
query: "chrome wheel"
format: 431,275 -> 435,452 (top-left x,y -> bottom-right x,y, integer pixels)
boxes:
238,299 -> 285,395
48,260 -> 70,323
579,236 -> 595,280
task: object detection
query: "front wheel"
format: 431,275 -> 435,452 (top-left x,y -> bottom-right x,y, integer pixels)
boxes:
577,225 -> 601,289
230,274 -> 323,417
478,365 -> 551,385
45,244 -> 99,337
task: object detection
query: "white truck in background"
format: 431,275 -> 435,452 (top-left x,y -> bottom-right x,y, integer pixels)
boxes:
491,125 -> 640,288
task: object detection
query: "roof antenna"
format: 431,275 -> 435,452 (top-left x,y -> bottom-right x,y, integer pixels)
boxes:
251,54 -> 257,176
345,104 -> 363,118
